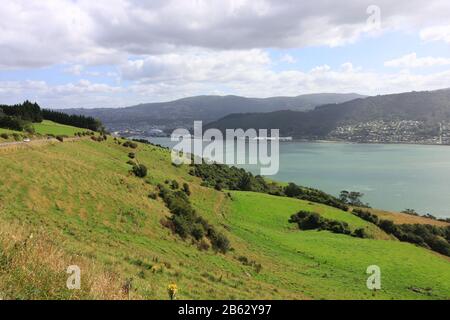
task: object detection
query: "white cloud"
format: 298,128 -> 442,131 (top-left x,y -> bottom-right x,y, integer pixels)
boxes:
385,53 -> 450,68
420,25 -> 450,44
0,80 -> 123,108
1,0 -> 450,108
2,0 -> 450,69
2,63 -> 450,108
280,54 -> 297,64
64,65 -> 85,76
121,49 -> 270,83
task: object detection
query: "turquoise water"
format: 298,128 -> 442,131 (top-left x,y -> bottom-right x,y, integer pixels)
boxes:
148,137 -> 450,217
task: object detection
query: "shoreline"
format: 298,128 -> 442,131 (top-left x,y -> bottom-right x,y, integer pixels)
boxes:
148,135 -> 450,147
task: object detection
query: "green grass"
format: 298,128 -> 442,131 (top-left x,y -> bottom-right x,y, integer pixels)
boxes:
33,120 -> 86,136
0,137 -> 449,300
0,128 -> 19,135
0,127 -> 22,142
228,192 -> 450,299
0,120 -> 84,142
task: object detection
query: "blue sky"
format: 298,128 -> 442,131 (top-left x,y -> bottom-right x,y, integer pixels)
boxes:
1,0 -> 450,108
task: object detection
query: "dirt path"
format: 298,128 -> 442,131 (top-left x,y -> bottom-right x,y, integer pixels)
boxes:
0,137 -> 83,151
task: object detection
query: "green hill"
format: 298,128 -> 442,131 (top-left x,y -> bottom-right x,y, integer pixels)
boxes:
0,120 -> 91,143
0,136 -> 449,300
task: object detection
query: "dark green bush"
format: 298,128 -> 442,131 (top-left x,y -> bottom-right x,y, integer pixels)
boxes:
352,209 -> 450,256
132,164 -> 148,178
0,133 -> 8,139
284,183 -> 302,197
208,229 -> 230,254
352,228 -> 369,238
123,141 -> 138,149
352,209 -> 379,224
182,183 -> 191,196
158,185 -> 230,253
128,152 -> 136,159
289,211 -> 353,236
289,211 -> 323,230
171,180 -> 179,190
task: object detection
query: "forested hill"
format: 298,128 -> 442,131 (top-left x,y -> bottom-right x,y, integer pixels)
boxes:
60,93 -> 365,130
206,89 -> 450,141
0,101 -> 103,132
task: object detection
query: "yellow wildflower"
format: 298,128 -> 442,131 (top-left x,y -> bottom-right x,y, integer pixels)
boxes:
168,283 -> 178,300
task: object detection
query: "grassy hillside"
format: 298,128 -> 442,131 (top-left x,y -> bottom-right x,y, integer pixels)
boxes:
0,137 -> 449,300
0,121 -> 88,143
33,120 -> 87,136
368,208 -> 449,227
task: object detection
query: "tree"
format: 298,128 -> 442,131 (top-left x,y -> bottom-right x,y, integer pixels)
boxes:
339,190 -> 350,203
348,192 -> 365,206
42,109 -> 102,131
340,190 -> 365,206
238,174 -> 252,191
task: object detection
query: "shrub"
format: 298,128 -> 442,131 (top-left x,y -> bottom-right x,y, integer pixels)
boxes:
197,238 -> 210,251
132,164 -> 148,178
191,224 -> 206,241
284,183 -> 302,197
128,152 -> 136,159
56,135 -> 65,142
158,185 -> 230,253
12,133 -> 21,141
182,183 -> 191,196
126,160 -> 136,166
23,123 -> 35,134
289,211 -> 323,230
0,133 -> 8,139
208,229 -> 230,254
352,209 -> 450,256
353,228 -> 369,238
148,192 -> 158,200
289,211 -> 352,236
190,163 -> 273,193
123,141 -> 138,149
352,209 -> 379,224
171,180 -> 179,190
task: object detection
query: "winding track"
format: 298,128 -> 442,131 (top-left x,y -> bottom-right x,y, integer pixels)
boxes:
0,137 -> 82,149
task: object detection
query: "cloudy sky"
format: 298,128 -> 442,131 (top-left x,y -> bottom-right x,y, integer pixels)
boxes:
1,0 -> 450,108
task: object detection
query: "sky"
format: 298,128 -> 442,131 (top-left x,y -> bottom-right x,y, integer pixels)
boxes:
1,0 -> 450,109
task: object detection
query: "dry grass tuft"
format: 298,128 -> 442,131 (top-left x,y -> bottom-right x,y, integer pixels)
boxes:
0,220 -> 127,300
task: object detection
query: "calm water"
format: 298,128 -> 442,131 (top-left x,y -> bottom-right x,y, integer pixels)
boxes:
148,137 -> 450,217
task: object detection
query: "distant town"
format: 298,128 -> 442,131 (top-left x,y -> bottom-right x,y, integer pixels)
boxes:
328,121 -> 450,145
113,120 -> 450,146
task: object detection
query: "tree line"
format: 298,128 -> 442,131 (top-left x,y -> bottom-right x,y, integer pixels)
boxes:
42,109 -> 103,132
0,101 -> 103,132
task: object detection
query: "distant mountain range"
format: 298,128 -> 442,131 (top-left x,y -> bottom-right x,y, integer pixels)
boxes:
61,93 -> 365,131
206,89 -> 450,144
